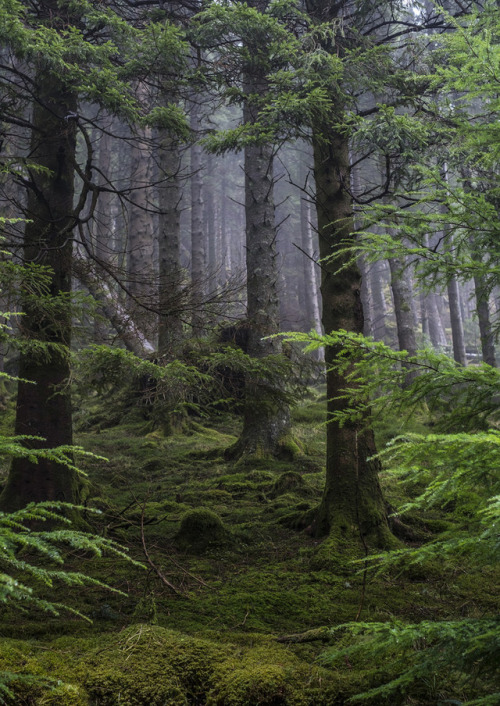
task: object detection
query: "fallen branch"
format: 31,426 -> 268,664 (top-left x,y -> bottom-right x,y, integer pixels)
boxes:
275,627 -> 331,644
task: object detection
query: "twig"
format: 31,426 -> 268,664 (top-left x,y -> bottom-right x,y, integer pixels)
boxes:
140,506 -> 187,598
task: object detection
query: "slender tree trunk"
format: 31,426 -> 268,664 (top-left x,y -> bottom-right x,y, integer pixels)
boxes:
92,121 -> 115,343
190,98 -> 205,336
0,72 -> 80,510
127,122 -> 154,303
74,257 -> 154,357
206,153 -> 218,290
426,291 -> 448,349
388,257 -> 418,385
448,275 -> 467,365
369,259 -> 389,342
300,180 -> 322,336
473,276 -> 497,366
388,257 -> 418,356
157,127 -> 184,357
226,60 -> 291,460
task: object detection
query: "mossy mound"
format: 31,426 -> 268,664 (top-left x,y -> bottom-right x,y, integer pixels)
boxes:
205,638 -> 349,705
271,471 -> 305,498
175,507 -> 228,552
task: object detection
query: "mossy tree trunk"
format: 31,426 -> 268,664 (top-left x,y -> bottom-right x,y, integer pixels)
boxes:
310,124 -> 393,548
0,69 -> 80,510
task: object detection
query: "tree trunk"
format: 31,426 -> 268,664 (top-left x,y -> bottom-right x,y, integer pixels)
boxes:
299,180 -> 322,336
448,275 -> 467,365
389,257 -> 418,385
226,58 -> 290,460
310,123 -> 392,548
157,127 -> 184,357
369,259 -> 389,342
389,256 -> 417,348
0,72 -> 80,510
473,276 -> 497,366
190,97 -> 206,336
127,122 -> 154,303
92,120 -> 115,343
73,257 -> 154,358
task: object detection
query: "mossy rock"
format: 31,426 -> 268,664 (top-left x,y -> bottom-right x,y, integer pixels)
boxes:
271,471 -> 305,498
175,507 -> 228,552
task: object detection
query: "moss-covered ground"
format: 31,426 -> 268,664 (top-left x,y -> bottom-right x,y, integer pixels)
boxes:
0,390 -> 497,705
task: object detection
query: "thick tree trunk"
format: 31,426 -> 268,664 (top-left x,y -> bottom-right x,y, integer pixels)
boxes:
310,124 -> 392,548
0,73 -> 80,510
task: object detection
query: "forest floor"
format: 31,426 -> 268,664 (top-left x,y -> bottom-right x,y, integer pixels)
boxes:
0,389 -> 497,705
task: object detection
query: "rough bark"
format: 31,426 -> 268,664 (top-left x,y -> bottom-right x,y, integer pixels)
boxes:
0,71 -> 80,510
310,125 -> 392,548
226,50 -> 291,460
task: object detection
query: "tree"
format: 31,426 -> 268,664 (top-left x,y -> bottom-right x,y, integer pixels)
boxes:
0,0 -> 187,510
196,1 -> 295,459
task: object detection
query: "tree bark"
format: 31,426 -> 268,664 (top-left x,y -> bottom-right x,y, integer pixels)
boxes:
389,256 -> 418,348
448,274 -> 467,365
226,36 -> 291,459
310,124 -> 392,547
473,276 -> 497,367
127,120 -> 154,303
157,127 -> 184,357
189,95 -> 206,336
73,257 -> 154,358
0,71 -> 80,510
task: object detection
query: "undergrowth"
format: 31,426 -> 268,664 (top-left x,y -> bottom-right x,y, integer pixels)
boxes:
0,389 -> 497,705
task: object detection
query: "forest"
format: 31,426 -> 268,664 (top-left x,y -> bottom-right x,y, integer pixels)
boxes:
0,0 -> 499,704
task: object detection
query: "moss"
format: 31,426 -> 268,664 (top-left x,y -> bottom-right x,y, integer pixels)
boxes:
79,626 -> 230,705
205,639 -> 349,706
291,403 -> 326,425
175,507 -> 228,552
277,434 -> 304,461
271,471 -> 305,498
